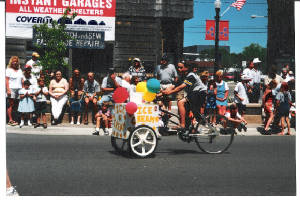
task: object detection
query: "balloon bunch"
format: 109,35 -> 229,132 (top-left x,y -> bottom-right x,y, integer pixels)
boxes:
112,87 -> 138,115
136,78 -> 160,102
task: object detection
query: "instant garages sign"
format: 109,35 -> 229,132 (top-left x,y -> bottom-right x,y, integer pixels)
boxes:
6,0 -> 115,41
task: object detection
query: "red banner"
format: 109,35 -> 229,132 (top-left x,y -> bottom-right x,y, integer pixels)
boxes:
205,20 -> 215,40
219,20 -> 229,41
205,20 -> 229,41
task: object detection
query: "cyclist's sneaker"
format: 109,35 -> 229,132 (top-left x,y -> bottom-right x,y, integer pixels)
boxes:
6,186 -> 19,196
92,130 -> 99,136
178,128 -> 189,137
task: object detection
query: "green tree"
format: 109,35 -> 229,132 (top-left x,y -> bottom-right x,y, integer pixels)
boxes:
33,8 -> 77,83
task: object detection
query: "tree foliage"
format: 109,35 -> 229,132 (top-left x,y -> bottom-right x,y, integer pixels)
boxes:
198,43 -> 267,72
33,8 -> 77,83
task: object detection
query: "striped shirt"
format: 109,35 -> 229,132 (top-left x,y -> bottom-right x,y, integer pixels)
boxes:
128,66 -> 146,81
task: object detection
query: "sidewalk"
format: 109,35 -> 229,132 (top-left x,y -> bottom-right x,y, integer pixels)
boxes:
6,123 -> 296,136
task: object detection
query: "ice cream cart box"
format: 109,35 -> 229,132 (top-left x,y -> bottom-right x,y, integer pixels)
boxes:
112,103 -> 160,139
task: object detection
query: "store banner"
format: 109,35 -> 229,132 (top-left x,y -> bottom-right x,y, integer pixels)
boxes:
33,29 -> 105,49
6,0 -> 116,41
205,20 -> 229,41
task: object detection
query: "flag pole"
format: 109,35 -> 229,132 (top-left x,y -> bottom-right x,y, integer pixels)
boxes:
221,6 -> 231,17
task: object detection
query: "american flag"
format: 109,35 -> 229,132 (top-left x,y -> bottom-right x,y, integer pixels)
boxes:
231,0 -> 246,11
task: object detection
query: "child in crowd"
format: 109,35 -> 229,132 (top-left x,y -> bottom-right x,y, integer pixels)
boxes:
92,102 -> 111,135
262,80 -> 277,134
34,78 -> 49,128
234,74 -> 251,118
69,90 -> 83,125
18,80 -> 35,128
224,103 -> 248,135
276,82 -> 293,135
206,79 -> 217,124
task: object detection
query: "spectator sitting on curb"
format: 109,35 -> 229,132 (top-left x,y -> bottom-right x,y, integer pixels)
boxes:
92,102 -> 111,136
98,68 -> 121,107
224,103 -> 247,135
48,70 -> 69,125
121,72 -> 132,94
69,68 -> 85,125
83,72 -> 100,125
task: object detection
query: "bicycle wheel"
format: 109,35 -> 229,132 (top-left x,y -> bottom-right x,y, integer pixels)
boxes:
128,125 -> 157,158
194,115 -> 234,154
111,136 -> 130,154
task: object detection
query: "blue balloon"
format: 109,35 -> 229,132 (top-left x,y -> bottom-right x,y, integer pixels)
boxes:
147,78 -> 160,93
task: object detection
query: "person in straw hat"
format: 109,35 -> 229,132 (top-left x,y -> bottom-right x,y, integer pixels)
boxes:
26,52 -> 43,79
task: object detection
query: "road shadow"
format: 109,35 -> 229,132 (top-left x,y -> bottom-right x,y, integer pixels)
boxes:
108,150 -> 157,159
257,126 -> 283,135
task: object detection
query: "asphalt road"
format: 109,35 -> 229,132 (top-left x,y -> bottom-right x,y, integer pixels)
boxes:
7,133 -> 296,196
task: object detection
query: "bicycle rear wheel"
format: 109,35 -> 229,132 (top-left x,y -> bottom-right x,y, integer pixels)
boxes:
194,115 -> 234,154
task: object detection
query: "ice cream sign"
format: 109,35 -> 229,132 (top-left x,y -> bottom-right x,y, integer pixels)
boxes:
112,103 -> 159,139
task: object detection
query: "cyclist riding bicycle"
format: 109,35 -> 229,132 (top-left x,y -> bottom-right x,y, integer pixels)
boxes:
161,62 -> 208,136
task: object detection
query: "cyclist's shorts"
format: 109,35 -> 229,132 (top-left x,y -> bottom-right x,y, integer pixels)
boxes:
186,90 -> 206,111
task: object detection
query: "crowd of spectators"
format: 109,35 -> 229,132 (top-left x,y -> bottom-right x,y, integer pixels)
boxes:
5,53 -> 295,136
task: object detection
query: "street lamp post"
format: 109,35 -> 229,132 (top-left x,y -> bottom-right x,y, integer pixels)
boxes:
214,0 -> 221,73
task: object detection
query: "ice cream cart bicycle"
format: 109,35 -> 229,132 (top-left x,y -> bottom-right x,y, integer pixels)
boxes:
111,103 -> 234,158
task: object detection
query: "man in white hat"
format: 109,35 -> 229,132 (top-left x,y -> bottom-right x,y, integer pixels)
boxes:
234,74 -> 251,117
26,52 -> 43,79
251,57 -> 262,103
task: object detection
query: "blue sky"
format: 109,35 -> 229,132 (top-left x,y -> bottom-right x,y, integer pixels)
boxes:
184,0 -> 268,53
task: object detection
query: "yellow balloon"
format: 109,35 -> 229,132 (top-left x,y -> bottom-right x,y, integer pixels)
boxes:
136,82 -> 147,93
143,91 -> 156,102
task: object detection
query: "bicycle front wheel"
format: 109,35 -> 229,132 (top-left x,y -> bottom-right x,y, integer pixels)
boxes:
194,115 -> 234,154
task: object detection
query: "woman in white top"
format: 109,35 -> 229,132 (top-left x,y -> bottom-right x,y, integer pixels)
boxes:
49,70 -> 69,124
6,56 -> 23,126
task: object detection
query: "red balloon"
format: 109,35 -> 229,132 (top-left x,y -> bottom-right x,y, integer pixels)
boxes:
112,87 -> 129,103
126,102 -> 138,115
